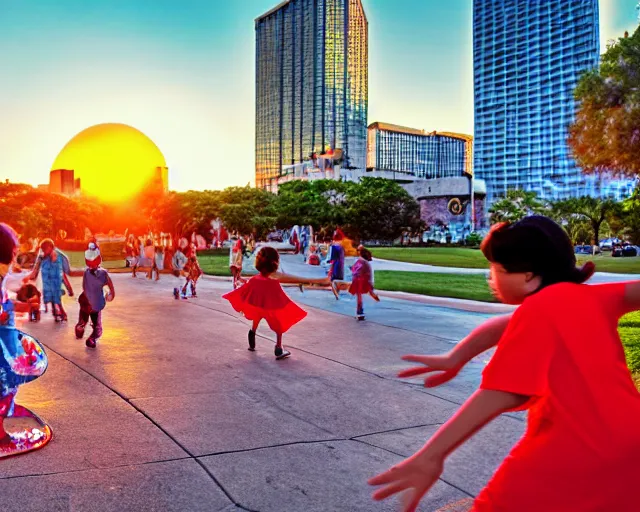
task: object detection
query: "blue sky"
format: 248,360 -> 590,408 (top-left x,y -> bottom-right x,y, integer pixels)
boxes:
1,0 -> 638,191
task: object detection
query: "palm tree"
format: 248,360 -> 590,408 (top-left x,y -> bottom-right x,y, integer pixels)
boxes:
489,189 -> 546,224
551,197 -> 620,246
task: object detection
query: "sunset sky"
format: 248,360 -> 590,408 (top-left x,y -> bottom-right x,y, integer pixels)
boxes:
1,0 -> 638,192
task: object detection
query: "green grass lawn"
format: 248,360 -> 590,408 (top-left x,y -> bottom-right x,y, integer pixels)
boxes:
372,247 -> 640,274
374,271 -> 496,302
619,311 -> 640,381
65,251 -> 125,270
197,250 -> 232,276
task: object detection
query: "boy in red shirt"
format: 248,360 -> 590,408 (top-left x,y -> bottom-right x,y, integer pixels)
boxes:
370,216 -> 640,512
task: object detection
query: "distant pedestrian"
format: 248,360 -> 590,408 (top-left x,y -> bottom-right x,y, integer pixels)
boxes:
327,229 -> 346,299
370,215 -> 640,512
229,237 -> 246,289
348,246 -> 380,320
75,242 -> 115,348
181,244 -> 203,298
223,246 -> 306,360
171,245 -> 188,300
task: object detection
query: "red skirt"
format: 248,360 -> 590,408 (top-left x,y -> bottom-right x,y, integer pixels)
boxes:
223,275 -> 307,334
349,277 -> 373,295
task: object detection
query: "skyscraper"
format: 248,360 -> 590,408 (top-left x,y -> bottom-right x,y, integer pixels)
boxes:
473,0 -> 634,201
255,0 -> 368,191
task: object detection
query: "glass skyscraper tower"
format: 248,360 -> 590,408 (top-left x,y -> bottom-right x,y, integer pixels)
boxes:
255,0 -> 368,191
473,0 -> 634,201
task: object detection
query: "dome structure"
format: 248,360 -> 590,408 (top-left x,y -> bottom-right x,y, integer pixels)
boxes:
51,123 -> 168,203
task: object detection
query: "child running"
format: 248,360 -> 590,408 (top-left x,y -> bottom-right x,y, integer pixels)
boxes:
171,244 -> 188,300
348,246 -> 380,321
75,243 -> 115,348
369,216 -> 640,512
181,244 -> 203,298
223,246 -> 306,360
229,236 -> 246,289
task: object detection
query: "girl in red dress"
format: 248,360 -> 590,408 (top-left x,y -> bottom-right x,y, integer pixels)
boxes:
223,246 -> 306,360
369,216 -> 640,512
348,246 -> 380,321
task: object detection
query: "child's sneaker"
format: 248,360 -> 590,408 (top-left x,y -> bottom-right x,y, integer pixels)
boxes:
357,314 -> 366,321
173,288 -> 180,300
274,347 -> 291,360
248,330 -> 256,351
86,338 -> 97,348
75,323 -> 85,339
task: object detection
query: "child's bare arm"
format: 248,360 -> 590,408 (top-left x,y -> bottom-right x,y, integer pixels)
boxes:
25,258 -> 41,282
106,275 -> 115,301
62,274 -> 74,296
369,389 -> 528,510
400,314 -> 512,387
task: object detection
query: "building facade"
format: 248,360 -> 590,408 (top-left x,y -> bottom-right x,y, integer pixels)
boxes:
366,122 -> 486,234
473,0 -> 634,202
49,169 -> 78,196
366,123 -> 473,181
255,0 -> 368,191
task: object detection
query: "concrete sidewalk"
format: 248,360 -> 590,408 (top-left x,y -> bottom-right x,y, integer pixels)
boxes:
0,274 -> 524,511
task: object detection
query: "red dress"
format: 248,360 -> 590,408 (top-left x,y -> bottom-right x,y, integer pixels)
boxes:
475,282 -> 640,511
349,258 -> 373,295
223,274 -> 307,334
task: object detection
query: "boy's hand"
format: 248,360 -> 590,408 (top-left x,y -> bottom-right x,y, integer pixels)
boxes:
105,292 -> 114,302
398,353 -> 462,388
67,289 -> 74,297
369,452 -> 444,512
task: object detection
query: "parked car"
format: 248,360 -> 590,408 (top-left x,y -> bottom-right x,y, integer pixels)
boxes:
574,245 -> 600,255
599,238 -> 621,251
612,243 -> 638,258
267,230 -> 284,243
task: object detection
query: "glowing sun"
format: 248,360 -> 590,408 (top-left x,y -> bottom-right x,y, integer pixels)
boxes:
52,123 -> 167,203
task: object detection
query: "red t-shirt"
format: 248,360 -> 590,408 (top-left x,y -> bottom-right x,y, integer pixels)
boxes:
475,282 -> 640,512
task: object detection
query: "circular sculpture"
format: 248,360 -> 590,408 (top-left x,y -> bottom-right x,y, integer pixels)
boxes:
52,123 -> 167,203
448,198 -> 465,216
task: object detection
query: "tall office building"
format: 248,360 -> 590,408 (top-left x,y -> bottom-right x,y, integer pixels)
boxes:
473,0 -> 634,201
255,0 -> 368,191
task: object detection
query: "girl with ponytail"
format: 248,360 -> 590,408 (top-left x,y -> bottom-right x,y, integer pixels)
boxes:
370,216 -> 640,512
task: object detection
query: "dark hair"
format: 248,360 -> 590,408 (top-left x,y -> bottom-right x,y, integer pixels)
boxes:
0,223 -> 19,265
255,246 -> 279,275
481,216 -> 595,289
359,247 -> 372,262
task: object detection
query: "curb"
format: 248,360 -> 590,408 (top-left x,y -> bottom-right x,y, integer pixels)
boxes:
375,290 -> 515,314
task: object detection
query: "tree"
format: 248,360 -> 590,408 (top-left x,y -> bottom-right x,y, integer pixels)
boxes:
489,190 -> 546,224
551,197 -> 619,245
569,26 -> 640,176
219,186 -> 276,238
620,187 -> 640,245
273,179 -> 350,233
344,178 -> 423,241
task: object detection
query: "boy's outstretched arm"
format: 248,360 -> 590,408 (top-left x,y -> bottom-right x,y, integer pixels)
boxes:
369,389 -> 528,512
400,314 -> 513,387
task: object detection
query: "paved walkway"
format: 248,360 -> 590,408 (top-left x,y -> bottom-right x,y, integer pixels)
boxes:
1,274 -> 525,511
